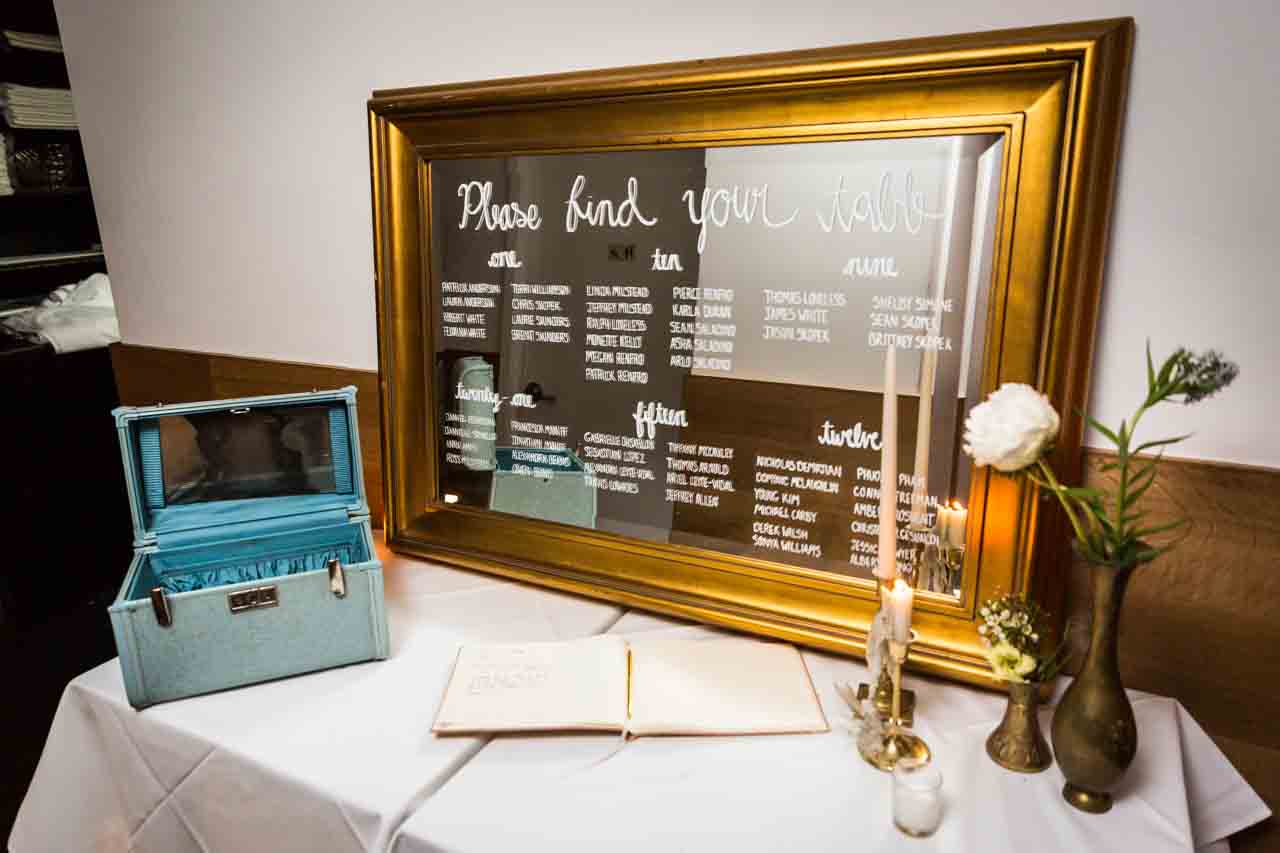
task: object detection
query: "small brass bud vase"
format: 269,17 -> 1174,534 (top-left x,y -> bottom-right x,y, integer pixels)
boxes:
986,680 -> 1051,772
976,594 -> 1067,775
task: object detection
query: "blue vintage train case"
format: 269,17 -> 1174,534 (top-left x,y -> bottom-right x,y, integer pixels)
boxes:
108,386 -> 389,708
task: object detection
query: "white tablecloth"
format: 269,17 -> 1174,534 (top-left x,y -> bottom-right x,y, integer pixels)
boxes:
10,549 -> 1270,853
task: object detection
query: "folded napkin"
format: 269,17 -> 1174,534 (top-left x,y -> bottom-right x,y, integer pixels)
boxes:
2,83 -> 77,129
0,137 -> 12,196
2,31 -> 63,53
2,273 -> 120,353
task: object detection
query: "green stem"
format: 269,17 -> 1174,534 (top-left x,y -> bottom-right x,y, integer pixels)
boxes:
1115,402 -> 1151,539
1034,459 -> 1090,547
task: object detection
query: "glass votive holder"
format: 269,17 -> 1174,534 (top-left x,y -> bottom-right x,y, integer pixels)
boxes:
892,761 -> 943,838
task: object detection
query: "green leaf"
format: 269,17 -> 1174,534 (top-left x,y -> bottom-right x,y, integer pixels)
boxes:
1133,547 -> 1164,566
1119,510 -> 1144,526
1134,435 -> 1191,455
1084,415 -> 1121,446
1061,486 -> 1106,500
1146,341 -> 1155,390
1127,452 -> 1166,500
1126,461 -> 1159,488
1157,350 -> 1178,388
1113,421 -> 1130,459
1127,471 -> 1161,504
1132,518 -> 1189,540
1128,459 -> 1159,478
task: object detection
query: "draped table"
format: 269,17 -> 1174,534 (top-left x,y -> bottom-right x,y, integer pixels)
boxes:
10,548 -> 1269,853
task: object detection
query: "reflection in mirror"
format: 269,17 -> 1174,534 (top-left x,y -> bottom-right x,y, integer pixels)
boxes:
430,134 -> 1004,598
158,405 -> 338,503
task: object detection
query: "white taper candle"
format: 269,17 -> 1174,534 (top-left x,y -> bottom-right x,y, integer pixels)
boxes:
889,578 -> 915,643
876,344 -> 899,580
908,347 -> 937,528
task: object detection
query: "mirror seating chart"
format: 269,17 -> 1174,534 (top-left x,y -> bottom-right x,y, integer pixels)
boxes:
369,19 -> 1134,687
433,137 -> 999,593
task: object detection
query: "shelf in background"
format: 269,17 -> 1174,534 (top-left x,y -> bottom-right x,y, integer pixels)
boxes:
0,122 -> 79,135
1,186 -> 90,199
0,248 -> 104,270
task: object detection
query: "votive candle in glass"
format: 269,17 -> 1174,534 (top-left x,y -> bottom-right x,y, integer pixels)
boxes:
893,761 -> 943,838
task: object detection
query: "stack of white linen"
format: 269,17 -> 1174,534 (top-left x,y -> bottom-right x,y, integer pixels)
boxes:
1,273 -> 120,353
2,30 -> 63,53
2,83 -> 76,130
0,135 -> 12,196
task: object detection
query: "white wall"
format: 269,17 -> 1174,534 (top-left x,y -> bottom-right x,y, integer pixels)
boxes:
54,0 -> 1280,468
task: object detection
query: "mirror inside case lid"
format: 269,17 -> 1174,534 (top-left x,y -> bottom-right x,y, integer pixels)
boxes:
114,387 -> 367,547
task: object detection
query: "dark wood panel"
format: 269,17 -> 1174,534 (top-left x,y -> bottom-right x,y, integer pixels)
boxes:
110,343 -> 215,404
110,344 -> 383,526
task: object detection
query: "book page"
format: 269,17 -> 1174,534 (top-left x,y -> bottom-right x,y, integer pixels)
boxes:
626,636 -> 829,736
433,636 -> 629,733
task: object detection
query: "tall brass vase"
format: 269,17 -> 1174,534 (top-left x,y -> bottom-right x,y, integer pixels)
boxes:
1050,562 -> 1138,813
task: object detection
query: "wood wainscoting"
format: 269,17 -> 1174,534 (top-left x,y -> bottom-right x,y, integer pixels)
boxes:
110,343 -> 1276,846
110,344 -> 384,527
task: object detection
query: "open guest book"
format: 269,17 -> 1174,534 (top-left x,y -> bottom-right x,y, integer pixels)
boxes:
433,635 -> 829,736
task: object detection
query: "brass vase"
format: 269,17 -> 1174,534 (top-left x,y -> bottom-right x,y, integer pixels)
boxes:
986,681 -> 1051,772
1050,561 -> 1138,813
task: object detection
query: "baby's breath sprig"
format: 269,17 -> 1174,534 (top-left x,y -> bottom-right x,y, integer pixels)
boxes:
977,594 -> 1069,684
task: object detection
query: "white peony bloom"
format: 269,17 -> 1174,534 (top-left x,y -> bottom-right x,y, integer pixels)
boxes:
963,383 -> 1061,473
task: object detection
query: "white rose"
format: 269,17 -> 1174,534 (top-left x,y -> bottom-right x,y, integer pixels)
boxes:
963,383 -> 1061,473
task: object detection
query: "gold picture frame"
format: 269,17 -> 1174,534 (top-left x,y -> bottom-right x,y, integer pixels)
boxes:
367,18 -> 1133,688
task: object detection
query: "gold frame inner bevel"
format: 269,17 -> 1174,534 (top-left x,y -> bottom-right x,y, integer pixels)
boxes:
367,18 -> 1134,688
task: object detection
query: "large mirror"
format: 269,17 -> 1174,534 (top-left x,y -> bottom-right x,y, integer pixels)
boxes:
369,19 -> 1133,687
430,134 -> 1004,599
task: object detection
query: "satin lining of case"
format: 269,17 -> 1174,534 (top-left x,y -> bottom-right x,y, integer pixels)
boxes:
130,523 -> 370,598
155,544 -> 361,594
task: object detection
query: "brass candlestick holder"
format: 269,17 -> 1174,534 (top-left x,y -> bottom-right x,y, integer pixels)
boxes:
859,629 -> 932,772
856,664 -> 916,727
907,520 -> 962,597
857,580 -> 912,724
942,543 -> 964,597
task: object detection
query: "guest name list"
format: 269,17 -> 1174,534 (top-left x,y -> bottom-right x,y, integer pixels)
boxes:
432,148 -> 969,581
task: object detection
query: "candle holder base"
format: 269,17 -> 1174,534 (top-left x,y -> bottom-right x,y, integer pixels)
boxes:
859,727 -> 932,772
